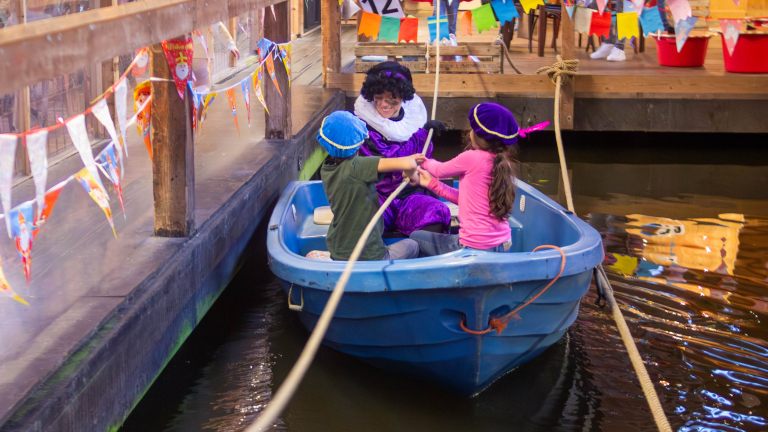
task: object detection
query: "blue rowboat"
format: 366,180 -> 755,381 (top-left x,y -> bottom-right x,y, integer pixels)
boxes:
267,180 -> 604,396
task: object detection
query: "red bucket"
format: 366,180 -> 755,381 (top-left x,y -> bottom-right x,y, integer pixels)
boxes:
720,30 -> 768,73
653,34 -> 711,67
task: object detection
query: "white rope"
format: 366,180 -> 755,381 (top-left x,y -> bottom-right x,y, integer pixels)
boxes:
552,74 -> 672,432
246,8 -> 443,430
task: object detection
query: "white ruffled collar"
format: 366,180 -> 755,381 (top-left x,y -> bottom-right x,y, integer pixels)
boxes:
354,94 -> 427,142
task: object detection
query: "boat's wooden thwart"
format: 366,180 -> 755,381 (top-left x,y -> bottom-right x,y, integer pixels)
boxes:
267,179 -> 604,396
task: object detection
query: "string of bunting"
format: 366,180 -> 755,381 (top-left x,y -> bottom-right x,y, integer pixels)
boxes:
0,29 -> 290,305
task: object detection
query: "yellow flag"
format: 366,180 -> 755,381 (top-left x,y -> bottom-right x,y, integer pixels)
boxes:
617,12 -> 639,40
519,0 -> 544,14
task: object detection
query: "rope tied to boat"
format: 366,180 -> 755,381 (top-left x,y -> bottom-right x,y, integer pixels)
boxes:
535,55 -> 579,85
460,245 -> 565,335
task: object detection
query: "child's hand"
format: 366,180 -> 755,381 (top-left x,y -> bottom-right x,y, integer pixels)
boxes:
408,154 -> 427,167
417,167 -> 432,188
404,169 -> 419,186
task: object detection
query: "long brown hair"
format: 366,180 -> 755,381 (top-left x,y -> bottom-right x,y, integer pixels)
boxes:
468,132 -> 517,221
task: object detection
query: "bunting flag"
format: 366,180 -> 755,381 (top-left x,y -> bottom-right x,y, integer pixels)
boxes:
225,88 -> 240,137
631,0 -> 644,15
639,7 -> 664,35
133,80 -> 152,161
193,30 -> 210,63
720,19 -> 743,56
115,78 -> 129,161
253,67 -> 269,115
0,134 -> 16,237
491,0 -> 520,26
132,48 -> 149,77
519,0 -> 544,14
33,177 -> 67,237
75,167 -> 116,238
428,14 -> 451,40
65,115 -> 107,195
379,16 -> 401,42
732,0 -> 740,5
161,35 -> 194,99
675,16 -> 698,52
266,52 -> 282,97
240,80 -> 251,128
202,92 -> 217,123
574,7 -> 593,33
26,130 -> 48,220
256,38 -> 275,61
668,0 -> 692,26
622,0 -> 636,13
189,81 -> 199,133
359,11 -> 382,38
0,252 -> 27,305
10,202 -> 34,285
590,10 -> 611,38
617,12 -> 639,40
470,5 -> 496,34
399,17 -> 419,42
566,5 -> 575,18
359,0 -> 405,17
96,144 -> 125,216
459,12 -> 472,37
278,42 -> 291,87
92,98 -> 124,180
596,0 -> 606,13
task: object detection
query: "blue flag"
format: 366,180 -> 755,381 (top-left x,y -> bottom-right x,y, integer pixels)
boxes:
428,15 -> 450,42
675,16 -> 698,52
639,7 -> 664,36
491,0 -> 520,26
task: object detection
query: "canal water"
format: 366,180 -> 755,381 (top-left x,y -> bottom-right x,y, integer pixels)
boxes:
120,132 -> 768,432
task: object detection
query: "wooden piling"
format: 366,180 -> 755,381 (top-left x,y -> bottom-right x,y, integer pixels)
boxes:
264,1 -> 292,138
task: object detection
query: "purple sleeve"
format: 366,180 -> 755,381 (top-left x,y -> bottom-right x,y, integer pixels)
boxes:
421,151 -> 473,179
366,129 -> 430,158
426,177 -> 459,205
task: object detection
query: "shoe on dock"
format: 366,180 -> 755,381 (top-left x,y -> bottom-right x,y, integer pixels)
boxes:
607,47 -> 626,62
590,43 -> 615,59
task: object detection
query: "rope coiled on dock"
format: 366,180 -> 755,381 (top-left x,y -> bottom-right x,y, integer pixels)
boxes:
535,55 -> 579,85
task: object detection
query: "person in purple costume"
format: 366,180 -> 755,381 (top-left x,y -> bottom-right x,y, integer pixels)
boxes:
354,62 -> 451,236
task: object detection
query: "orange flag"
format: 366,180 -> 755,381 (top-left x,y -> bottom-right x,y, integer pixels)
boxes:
0,252 -> 27,305
359,11 -> 382,38
75,168 -> 116,239
265,52 -> 283,98
225,88 -> 240,137
460,12 -> 473,37
398,17 -> 418,43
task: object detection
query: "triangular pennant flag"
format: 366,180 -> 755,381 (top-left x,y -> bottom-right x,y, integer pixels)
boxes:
115,78 -> 129,161
491,0 -> 520,26
202,92 -> 217,124
75,167 -> 116,238
669,0 -> 692,26
519,0 -> 544,14
33,177 -> 68,239
161,35 -> 194,99
266,52 -> 282,97
720,19 -> 743,56
470,6 -> 496,34
96,144 -> 125,217
617,12 -> 639,40
278,42 -> 291,87
639,7 -> 664,36
379,16 -> 401,42
428,14 -> 451,41
631,0 -> 644,15
675,16 -> 698,52
566,5 -> 575,18
622,0 -> 636,13
188,81 -> 199,132
0,134 -> 16,237
133,80 -> 152,161
10,201 -> 34,285
65,115 -> 107,195
596,0 -> 606,13
0,252 -> 27,305
574,7 -> 593,33
132,48 -> 149,77
91,98 -> 124,181
399,17 -> 419,42
459,12 -> 472,37
342,0 -> 361,20
225,88 -> 240,137
589,10 -> 611,38
256,38 -> 275,61
253,67 -> 269,115
732,0 -> 740,5
240,80 -> 251,128
359,11 -> 382,38
25,130 -> 48,220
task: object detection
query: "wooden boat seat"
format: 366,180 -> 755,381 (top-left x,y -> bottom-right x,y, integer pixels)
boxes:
313,206 -> 334,225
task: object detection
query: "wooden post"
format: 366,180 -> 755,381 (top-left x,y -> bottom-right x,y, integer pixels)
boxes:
537,4 -> 546,57
322,0 -> 341,85
229,17 -> 238,67
560,2 -> 575,130
251,9 -> 264,54
292,0 -> 304,38
149,42 -> 195,237
264,1 -> 292,139
14,0 -> 31,175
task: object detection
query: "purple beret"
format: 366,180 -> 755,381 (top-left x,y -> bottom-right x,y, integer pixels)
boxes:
468,102 -> 519,146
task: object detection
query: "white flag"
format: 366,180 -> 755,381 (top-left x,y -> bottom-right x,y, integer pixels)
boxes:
26,129 -> 49,219
0,134 -> 17,237
66,115 -> 107,195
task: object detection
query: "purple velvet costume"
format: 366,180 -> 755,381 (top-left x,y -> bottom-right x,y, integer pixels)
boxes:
359,127 -> 451,235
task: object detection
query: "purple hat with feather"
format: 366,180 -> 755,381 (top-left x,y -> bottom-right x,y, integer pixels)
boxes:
468,102 -> 519,146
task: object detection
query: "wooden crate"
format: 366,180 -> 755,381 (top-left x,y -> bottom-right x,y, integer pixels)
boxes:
353,42 -> 503,74
690,0 -> 711,27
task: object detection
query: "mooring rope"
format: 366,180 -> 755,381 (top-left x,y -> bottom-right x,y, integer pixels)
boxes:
537,58 -> 673,432
493,34 -> 523,75
246,10 -> 443,432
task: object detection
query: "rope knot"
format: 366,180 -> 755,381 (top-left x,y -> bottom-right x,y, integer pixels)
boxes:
536,55 -> 579,85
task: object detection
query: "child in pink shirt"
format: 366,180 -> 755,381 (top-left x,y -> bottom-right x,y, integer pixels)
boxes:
409,103 -> 520,255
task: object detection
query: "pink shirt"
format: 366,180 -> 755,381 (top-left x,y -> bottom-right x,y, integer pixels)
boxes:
421,150 -> 511,249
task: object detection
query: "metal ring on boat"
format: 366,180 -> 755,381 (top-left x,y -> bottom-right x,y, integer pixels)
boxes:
288,284 -> 304,312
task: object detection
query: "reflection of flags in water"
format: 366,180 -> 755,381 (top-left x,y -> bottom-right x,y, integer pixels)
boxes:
134,80 -> 152,162
253,66 -> 269,115
10,202 -> 34,285
75,168 -> 116,239
278,43 -> 291,87
241,80 -> 251,127
32,178 -> 68,239
265,52 -> 282,97
97,144 -> 125,217
225,88 -> 240,137
0,252 -> 27,305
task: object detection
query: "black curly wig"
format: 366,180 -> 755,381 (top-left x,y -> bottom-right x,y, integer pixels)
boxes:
360,61 -> 416,102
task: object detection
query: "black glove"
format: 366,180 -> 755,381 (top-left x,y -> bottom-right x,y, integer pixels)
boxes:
423,119 -> 447,136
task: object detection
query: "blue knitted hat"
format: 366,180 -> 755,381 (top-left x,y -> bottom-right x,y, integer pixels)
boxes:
317,111 -> 369,158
